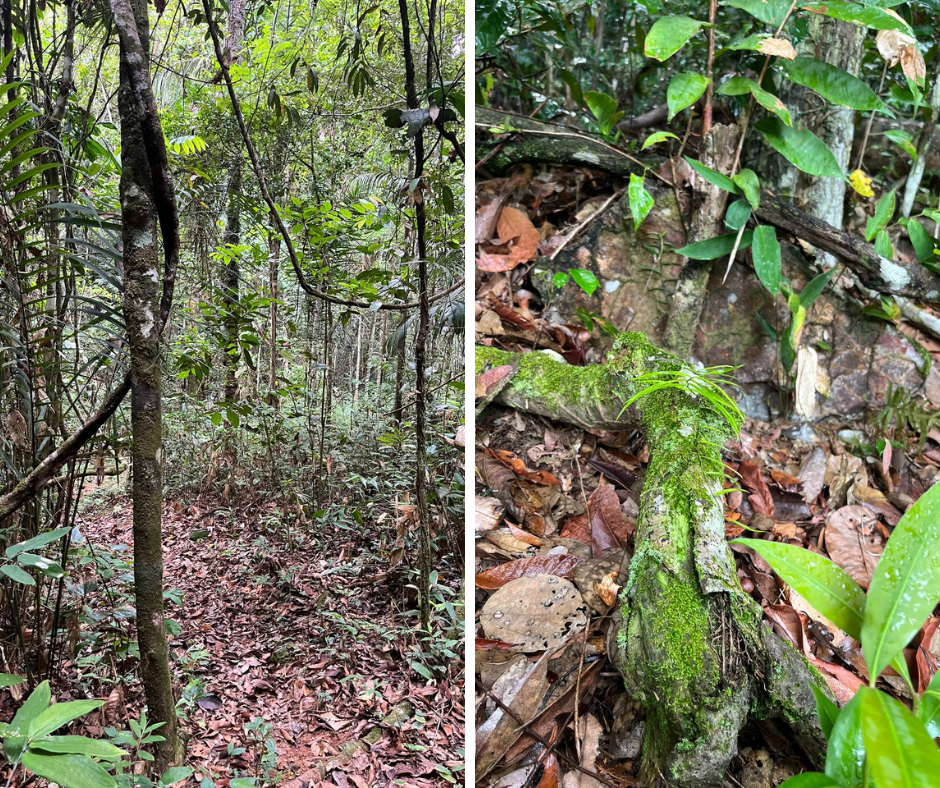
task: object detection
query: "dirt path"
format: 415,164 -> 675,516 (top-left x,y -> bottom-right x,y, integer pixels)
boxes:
82,493 -> 464,787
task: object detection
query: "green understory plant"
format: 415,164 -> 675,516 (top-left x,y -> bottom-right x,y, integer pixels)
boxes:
733,478 -> 940,787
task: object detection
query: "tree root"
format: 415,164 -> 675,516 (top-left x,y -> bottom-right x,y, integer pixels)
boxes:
477,336 -> 828,786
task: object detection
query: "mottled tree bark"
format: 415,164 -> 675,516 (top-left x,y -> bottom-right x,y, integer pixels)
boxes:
112,0 -> 182,770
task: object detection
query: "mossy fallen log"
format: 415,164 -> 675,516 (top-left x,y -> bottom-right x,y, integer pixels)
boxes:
477,336 -> 827,787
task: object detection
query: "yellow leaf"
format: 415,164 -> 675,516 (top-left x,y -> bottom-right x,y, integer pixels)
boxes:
850,169 -> 875,198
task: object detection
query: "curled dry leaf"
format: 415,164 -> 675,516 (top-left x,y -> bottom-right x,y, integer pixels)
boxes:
575,551 -> 630,613
900,44 -> 926,84
798,446 -> 827,504
588,484 -> 631,557
876,28 -> 916,65
479,574 -> 589,652
738,460 -> 775,518
5,410 -> 28,452
824,505 -> 883,590
759,37 -> 797,60
477,206 -> 540,272
475,553 -> 585,589
475,496 -> 505,536
593,568 -> 621,608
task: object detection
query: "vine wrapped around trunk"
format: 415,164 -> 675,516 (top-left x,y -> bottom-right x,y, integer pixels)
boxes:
477,335 -> 828,787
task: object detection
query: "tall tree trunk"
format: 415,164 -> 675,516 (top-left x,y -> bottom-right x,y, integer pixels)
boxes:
268,233 -> 279,404
112,0 -> 181,769
398,0 -> 433,630
393,337 -> 406,423
222,159 -> 241,408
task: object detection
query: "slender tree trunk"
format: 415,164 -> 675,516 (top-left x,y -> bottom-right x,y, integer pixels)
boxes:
268,233 -> 279,404
222,159 -> 241,408
398,0 -> 433,630
113,0 -> 181,769
393,337 -> 406,423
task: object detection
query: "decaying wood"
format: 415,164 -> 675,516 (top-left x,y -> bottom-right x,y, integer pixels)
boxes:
476,106 -> 940,307
476,337 -> 827,787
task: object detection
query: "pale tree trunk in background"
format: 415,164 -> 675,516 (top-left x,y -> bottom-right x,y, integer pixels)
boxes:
900,61 -> 940,218
222,160 -> 241,408
353,315 -> 362,407
112,0 -> 182,770
766,17 -> 864,268
393,337 -> 406,424
268,233 -> 279,403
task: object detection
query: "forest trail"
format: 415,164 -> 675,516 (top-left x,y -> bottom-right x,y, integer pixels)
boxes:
82,494 -> 464,787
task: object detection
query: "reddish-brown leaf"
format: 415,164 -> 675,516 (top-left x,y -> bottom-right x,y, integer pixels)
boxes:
739,461 -> 775,517
588,484 -> 629,557
559,512 -> 590,543
475,554 -> 585,589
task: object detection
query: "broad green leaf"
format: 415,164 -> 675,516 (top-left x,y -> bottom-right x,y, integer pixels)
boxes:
0,674 -> 24,688
906,218 -> 935,263
919,668 -> 940,737
810,683 -> 840,739
874,230 -> 893,258
676,231 -> 754,259
725,33 -> 771,51
584,91 -> 623,136
733,169 -> 761,210
752,225 -> 782,295
865,188 -> 895,241
825,691 -> 864,787
554,271 -> 571,288
785,57 -> 887,111
730,539 -> 865,637
801,1 -> 915,33
641,131 -> 679,150
21,751 -> 116,788
718,77 -> 792,125
754,118 -> 845,179
667,73 -> 710,121
800,267 -> 837,309
158,767 -> 195,786
683,157 -> 740,194
628,174 -> 655,232
723,0 -> 792,26
644,16 -> 706,61
860,686 -> 940,788
569,268 -> 599,296
1,564 -> 35,586
30,735 -> 125,760
861,480 -> 940,681
725,199 -> 752,231
16,553 -> 64,579
5,681 -> 51,761
475,0 -> 513,55
5,526 -> 71,558
884,129 -> 917,162
558,69 -> 585,108
28,700 -> 105,739
778,775 -> 840,787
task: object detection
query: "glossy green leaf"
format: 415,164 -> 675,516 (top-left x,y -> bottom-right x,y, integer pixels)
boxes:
641,131 -> 679,150
906,219 -> 935,263
862,479 -> 940,681
30,735 -> 125,760
778,775 -> 840,788
0,673 -> 23,688
1,563 -> 35,586
628,174 -> 655,232
752,225 -> 782,295
801,1 -> 914,32
21,751 -> 116,788
28,700 -> 105,740
683,157 -> 740,194
865,188 -> 895,241
5,681 -> 50,761
584,91 -> 623,136
884,129 -> 917,162
726,34 -> 770,51
785,57 -> 887,111
733,169 -> 761,210
723,0 -> 792,26
730,539 -> 865,638
860,686 -> 940,788
644,16 -> 706,61
5,526 -> 71,558
825,691 -> 864,788
719,77 -> 792,125
754,118 -> 845,179
158,767 -> 195,786
667,73 -> 710,121
874,230 -> 893,259
675,231 -> 753,260
919,667 -> 940,738
810,683 -> 840,740
800,267 -> 837,309
569,268 -> 599,296
725,199 -> 752,231
16,553 -> 64,579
